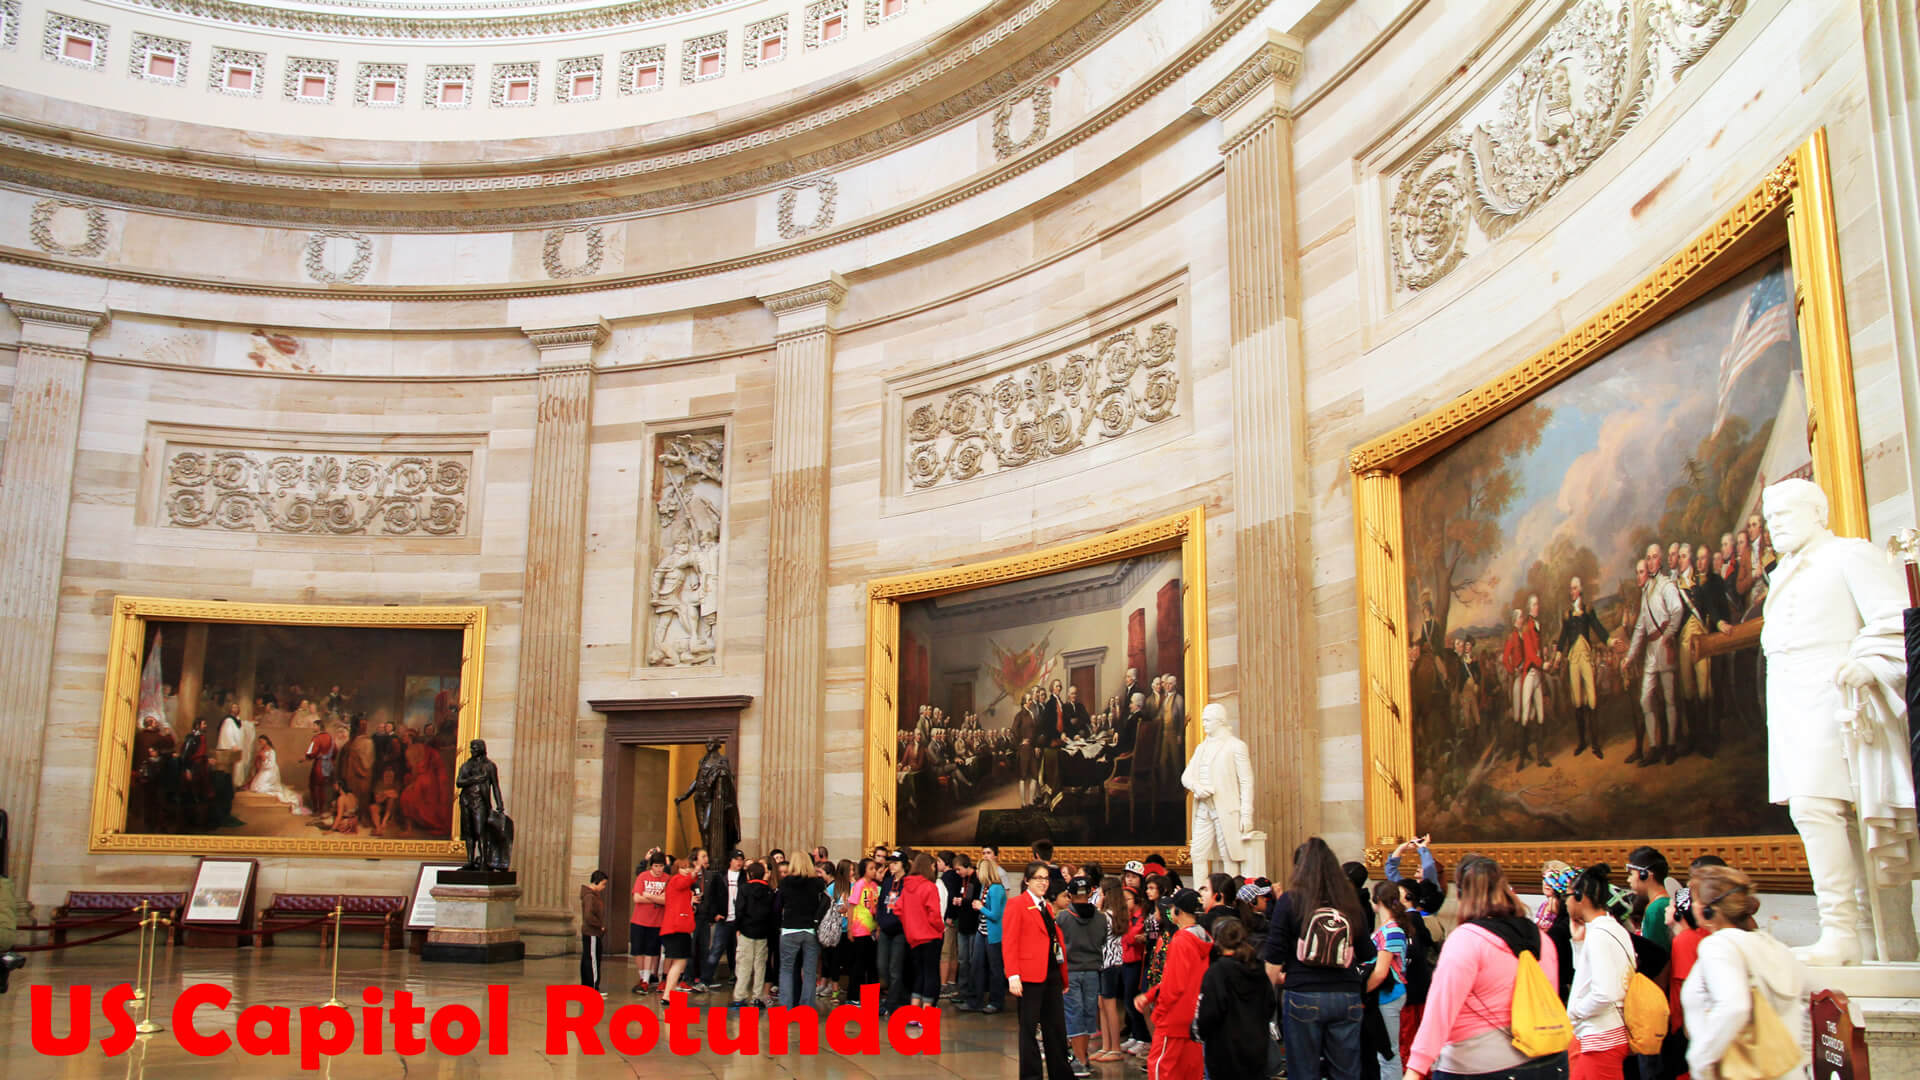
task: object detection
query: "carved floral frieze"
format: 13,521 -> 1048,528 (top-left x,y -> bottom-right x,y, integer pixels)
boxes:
163,447 -> 470,536
1386,0 -> 1745,297
645,431 -> 725,667
905,316 -> 1178,490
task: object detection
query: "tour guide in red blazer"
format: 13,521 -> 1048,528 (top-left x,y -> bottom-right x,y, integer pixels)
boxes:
1003,862 -> 1075,1079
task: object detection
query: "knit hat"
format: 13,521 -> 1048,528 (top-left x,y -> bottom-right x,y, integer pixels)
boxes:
1673,887 -> 1692,914
1542,862 -> 1580,895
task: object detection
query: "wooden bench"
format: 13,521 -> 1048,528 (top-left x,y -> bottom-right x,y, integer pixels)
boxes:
52,891 -> 185,946
258,893 -> 406,949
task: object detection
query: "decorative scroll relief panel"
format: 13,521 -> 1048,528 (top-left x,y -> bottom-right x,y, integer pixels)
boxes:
161,442 -> 472,537
1384,0 -> 1746,301
902,304 -> 1179,492
644,428 -> 726,668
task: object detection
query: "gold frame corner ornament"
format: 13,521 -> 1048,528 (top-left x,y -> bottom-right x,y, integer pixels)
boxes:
863,507 -> 1209,867
1347,132 -> 1857,892
89,596 -> 487,860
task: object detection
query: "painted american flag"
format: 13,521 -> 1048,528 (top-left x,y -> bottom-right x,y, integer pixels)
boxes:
1711,268 -> 1793,435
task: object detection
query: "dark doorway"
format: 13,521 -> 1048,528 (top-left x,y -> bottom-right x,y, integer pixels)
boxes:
588,694 -> 749,950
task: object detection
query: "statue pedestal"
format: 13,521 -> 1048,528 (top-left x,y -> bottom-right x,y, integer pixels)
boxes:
1241,831 -> 1269,880
421,871 -> 525,964
1804,962 -> 1920,1000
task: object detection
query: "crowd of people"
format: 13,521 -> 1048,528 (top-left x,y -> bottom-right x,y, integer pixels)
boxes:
1415,514 -> 1779,773
577,833 -> 1810,1080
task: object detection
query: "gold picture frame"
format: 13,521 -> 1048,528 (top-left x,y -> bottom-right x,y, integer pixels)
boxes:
1348,131 -> 1862,892
89,595 -> 485,859
863,507 -> 1209,869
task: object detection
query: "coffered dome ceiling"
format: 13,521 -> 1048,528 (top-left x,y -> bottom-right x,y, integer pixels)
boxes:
0,0 -> 1141,227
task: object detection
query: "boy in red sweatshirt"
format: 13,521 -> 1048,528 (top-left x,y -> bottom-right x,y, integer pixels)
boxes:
1133,889 -> 1210,1080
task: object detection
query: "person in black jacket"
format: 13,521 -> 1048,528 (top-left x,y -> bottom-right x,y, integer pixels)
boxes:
945,853 -> 981,1003
876,850 -> 909,1015
700,850 -> 747,991
730,861 -> 776,1008
1197,916 -> 1276,1080
777,852 -> 829,1009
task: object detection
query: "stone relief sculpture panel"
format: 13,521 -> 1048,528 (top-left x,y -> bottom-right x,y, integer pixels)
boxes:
905,314 -> 1178,490
646,430 -> 726,667
163,446 -> 470,536
1386,0 -> 1745,298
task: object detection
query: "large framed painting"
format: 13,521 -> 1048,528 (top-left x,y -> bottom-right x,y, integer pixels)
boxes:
88,596 -> 485,859
1349,132 -> 1865,890
863,508 -> 1208,868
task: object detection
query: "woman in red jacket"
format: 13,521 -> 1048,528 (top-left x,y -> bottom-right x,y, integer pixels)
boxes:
1003,861 -> 1075,1080
899,852 -> 946,1014
658,856 -> 698,1001
1120,889 -> 1150,1055
1134,889 -> 1209,1080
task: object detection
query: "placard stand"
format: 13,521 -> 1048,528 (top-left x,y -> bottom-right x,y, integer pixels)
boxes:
180,858 -> 258,948
404,863 -> 462,955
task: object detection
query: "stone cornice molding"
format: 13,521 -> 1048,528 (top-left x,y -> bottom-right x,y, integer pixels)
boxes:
1196,30 -> 1303,151
760,275 -> 848,316
0,0 -> 1241,230
5,300 -> 110,334
524,319 -> 610,355
106,0 -> 746,42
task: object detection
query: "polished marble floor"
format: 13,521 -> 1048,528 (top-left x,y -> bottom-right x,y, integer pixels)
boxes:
1,945 -> 1068,1078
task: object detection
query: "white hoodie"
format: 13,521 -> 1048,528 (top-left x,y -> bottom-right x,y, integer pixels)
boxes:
1681,928 -> 1808,1079
1568,913 -> 1633,1043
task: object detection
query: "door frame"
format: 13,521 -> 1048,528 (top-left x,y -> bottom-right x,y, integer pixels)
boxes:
589,694 -> 750,944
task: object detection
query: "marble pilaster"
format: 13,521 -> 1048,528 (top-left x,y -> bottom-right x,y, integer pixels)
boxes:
511,318 -> 606,955
1861,0 -> 1920,522
757,275 -> 845,851
1197,33 -> 1316,875
0,300 -> 106,901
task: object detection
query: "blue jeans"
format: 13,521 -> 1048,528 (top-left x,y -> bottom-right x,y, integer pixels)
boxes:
1065,969 -> 1100,1038
779,931 -> 821,1009
1121,960 -> 1148,1042
879,929 -> 908,1011
703,921 -> 735,984
968,937 -> 1005,1009
1282,989 -> 1365,1080
954,930 -> 977,1003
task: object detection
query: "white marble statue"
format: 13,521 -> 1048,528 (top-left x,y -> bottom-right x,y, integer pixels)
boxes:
1181,702 -> 1254,879
1760,477 -> 1920,965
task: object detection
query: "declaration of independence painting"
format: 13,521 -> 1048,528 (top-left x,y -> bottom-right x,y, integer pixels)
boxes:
120,620 -> 465,844
1401,253 -> 1804,845
895,549 -> 1188,847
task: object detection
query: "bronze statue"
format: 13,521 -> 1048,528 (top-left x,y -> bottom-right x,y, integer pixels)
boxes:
456,740 -> 513,872
674,738 -> 739,858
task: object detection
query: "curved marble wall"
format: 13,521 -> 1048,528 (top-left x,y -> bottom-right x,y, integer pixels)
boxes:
2,0 -> 1914,931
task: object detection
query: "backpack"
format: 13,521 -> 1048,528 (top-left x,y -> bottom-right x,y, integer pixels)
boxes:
1507,949 -> 1574,1057
1607,931 -> 1672,1055
1296,906 -> 1355,968
817,887 -> 846,948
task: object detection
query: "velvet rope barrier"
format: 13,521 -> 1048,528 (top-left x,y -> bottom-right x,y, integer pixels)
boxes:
180,911 -> 339,937
15,908 -> 156,932
10,922 -> 146,952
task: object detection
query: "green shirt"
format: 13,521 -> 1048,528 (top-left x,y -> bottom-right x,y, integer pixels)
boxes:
1640,895 -> 1671,948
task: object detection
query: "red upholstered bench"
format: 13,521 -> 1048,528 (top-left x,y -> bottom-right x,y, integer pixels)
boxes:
256,892 -> 337,947
53,891 -> 186,946
259,893 -> 406,949
334,894 -> 406,950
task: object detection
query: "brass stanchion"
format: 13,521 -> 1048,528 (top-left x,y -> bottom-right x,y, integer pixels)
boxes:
135,912 -> 169,1034
322,903 -> 345,1008
131,900 -> 150,1002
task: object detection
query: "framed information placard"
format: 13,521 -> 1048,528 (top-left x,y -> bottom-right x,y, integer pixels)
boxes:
406,863 -> 462,931
183,857 -> 258,947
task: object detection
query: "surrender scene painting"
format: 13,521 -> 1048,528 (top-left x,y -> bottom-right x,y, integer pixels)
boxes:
896,549 -> 1188,847
1402,253 -> 1803,845
123,620 -> 464,842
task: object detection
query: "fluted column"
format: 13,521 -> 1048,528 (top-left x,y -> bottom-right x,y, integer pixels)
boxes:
1861,0 -> 1920,522
1197,33 -> 1316,875
0,300 -> 107,899
513,319 -> 606,954
757,276 -> 845,850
